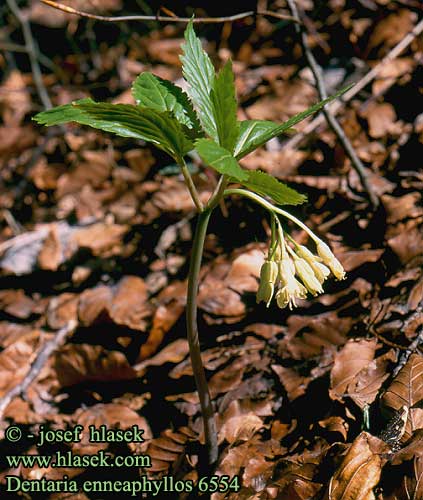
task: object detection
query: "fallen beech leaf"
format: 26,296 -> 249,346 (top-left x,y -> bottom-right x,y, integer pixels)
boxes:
109,276 -> 151,331
337,249 -> 384,272
78,285 -> 113,326
388,225 -> 423,264
37,224 -> 62,271
325,432 -> 389,500
71,222 -> 128,257
138,280 -> 186,360
47,293 -> 78,330
382,353 -> 423,442
54,344 -> 136,387
279,312 -> 353,360
272,364 -> 310,401
0,330 -> 40,396
73,403 -> 151,454
349,350 -> 396,409
330,339 -> 378,402
0,289 -> 36,319
219,414 -> 264,444
134,339 -> 189,373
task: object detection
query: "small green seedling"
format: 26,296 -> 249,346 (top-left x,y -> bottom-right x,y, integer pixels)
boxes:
34,20 -> 347,466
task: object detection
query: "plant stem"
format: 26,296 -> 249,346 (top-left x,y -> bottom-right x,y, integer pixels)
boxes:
179,158 -> 204,212
224,188 -> 318,241
186,208 -> 218,466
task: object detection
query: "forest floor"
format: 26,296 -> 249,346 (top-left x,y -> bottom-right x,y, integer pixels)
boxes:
0,1 -> 423,499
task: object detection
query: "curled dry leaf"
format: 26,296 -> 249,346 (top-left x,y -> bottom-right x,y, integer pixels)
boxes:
325,432 -> 389,500
146,427 -> 197,473
138,280 -> 186,360
382,353 -> 423,442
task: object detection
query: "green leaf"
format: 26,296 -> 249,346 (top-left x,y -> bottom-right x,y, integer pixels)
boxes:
195,139 -> 248,182
33,98 -> 193,160
131,72 -> 202,135
234,85 -> 353,159
210,60 -> 239,152
242,170 -> 307,206
180,20 -> 217,140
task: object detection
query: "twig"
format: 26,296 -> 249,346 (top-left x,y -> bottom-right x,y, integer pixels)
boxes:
0,321 -> 77,419
285,0 -> 379,208
285,15 -> 423,149
393,308 -> 423,377
40,0 -> 299,24
6,0 -> 52,109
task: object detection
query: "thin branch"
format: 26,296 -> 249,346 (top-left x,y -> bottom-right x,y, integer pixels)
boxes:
285,0 -> 379,208
285,15 -> 423,149
40,0 -> 299,24
6,0 -> 52,109
0,321 -> 77,419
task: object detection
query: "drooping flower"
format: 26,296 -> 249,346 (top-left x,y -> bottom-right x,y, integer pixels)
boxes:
276,256 -> 307,309
293,257 -> 324,296
295,244 -> 330,284
316,241 -> 346,280
256,260 -> 278,307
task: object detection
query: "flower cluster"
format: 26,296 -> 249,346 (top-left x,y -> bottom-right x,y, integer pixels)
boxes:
256,218 -> 345,310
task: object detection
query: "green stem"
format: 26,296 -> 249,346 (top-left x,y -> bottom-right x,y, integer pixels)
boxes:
224,188 -> 318,241
179,158 -> 204,212
186,209 -> 218,466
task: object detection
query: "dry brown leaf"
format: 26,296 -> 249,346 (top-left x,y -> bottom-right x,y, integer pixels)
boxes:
71,222 -> 128,257
72,403 -> 151,454
138,280 -> 186,360
372,58 -> 415,95
279,312 -> 353,360
337,249 -> 384,272
0,330 -> 40,397
0,289 -> 36,319
368,9 -> 416,53
382,353 -> 423,442
272,364 -> 311,401
388,224 -> 423,264
362,102 -> 401,139
0,70 -> 31,125
37,224 -> 62,271
219,413 -> 264,444
382,193 -> 423,224
54,344 -> 136,387
330,339 -> 379,402
349,350 -> 396,409
78,285 -> 112,326
108,276 -> 151,331
47,293 -> 79,330
325,432 -> 389,500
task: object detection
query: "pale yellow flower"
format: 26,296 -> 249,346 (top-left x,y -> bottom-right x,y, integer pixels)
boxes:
316,241 -> 346,280
295,244 -> 330,284
256,260 -> 278,307
294,257 -> 324,296
276,257 -> 307,309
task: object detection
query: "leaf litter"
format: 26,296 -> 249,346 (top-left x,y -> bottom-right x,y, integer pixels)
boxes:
1,1 -> 423,498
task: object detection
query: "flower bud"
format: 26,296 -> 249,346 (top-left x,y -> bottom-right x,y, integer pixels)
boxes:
256,260 -> 278,307
294,257 -> 324,296
316,241 -> 346,280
